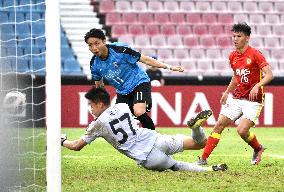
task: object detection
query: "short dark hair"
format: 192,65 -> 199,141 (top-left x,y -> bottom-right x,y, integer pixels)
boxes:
231,23 -> 251,36
84,28 -> 106,43
85,87 -> 110,106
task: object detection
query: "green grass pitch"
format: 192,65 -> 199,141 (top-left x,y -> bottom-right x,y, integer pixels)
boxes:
62,128 -> 284,192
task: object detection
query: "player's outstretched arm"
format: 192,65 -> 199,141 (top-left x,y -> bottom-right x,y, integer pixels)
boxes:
139,54 -> 184,72
61,134 -> 87,151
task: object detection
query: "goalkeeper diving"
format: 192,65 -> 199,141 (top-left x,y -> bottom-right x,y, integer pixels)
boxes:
61,87 -> 227,172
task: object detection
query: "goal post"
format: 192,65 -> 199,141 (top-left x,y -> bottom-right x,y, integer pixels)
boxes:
45,0 -> 61,191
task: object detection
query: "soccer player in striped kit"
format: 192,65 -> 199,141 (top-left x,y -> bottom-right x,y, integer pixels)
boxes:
194,23 -> 274,165
84,28 -> 183,131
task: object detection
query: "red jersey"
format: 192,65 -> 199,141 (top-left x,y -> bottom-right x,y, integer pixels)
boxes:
229,46 -> 268,103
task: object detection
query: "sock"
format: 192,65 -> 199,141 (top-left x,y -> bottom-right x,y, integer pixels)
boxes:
171,161 -> 207,172
202,132 -> 221,160
245,132 -> 261,152
136,113 -> 155,130
191,126 -> 206,144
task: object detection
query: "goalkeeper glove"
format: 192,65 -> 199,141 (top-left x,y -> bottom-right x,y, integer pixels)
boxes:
61,134 -> 67,146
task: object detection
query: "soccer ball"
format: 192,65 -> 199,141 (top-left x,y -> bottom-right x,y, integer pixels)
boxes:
151,80 -> 161,87
3,91 -> 26,115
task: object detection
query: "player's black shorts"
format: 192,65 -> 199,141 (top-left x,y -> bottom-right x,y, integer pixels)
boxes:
116,82 -> 152,113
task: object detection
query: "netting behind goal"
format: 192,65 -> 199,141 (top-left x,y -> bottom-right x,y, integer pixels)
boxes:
0,0 -> 47,191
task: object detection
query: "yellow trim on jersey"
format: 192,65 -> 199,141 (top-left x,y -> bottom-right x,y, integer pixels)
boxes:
211,132 -> 221,139
246,132 -> 255,142
253,69 -> 265,123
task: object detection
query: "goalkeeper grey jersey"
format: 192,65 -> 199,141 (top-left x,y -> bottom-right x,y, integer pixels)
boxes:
81,103 -> 158,162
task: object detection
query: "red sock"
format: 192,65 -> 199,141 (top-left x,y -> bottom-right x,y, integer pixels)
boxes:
202,132 -> 221,160
246,132 -> 261,151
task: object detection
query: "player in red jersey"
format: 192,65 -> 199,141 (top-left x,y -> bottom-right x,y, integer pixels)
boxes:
192,23 -> 274,165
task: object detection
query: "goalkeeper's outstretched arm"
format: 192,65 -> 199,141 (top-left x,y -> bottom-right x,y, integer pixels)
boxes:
61,135 -> 87,151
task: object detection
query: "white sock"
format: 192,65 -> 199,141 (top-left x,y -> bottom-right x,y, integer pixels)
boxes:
171,161 -> 210,172
191,126 -> 206,144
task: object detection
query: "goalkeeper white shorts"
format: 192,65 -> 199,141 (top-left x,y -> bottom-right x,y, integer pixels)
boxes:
220,96 -> 263,124
140,134 -> 184,171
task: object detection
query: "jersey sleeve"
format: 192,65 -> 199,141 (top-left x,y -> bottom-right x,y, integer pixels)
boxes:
255,50 -> 269,69
123,47 -> 141,64
81,120 -> 102,144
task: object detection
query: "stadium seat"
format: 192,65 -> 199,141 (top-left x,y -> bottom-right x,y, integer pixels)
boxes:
151,35 -> 166,47
15,58 -> 30,72
250,14 -> 264,24
228,2 -> 242,12
140,48 -> 156,57
259,2 -> 273,13
118,36 -> 134,46
154,13 -> 169,24
167,35 -> 183,48
18,39 -> 32,48
243,2 -> 258,12
170,13 -> 186,24
160,25 -> 176,36
206,49 -> 221,59
193,25 -> 208,36
186,13 -> 201,24
31,21 -> 45,36
16,23 -> 30,38
164,1 -> 179,12
122,13 -> 137,24
106,13 -> 121,25
264,37 -> 279,48
1,47 -> 7,56
183,36 -> 198,48
61,48 -> 76,60
173,49 -> 189,60
190,49 -> 205,59
134,36 -> 150,48
196,2 -> 211,12
31,56 -> 45,72
202,13 -> 217,24
115,1 -> 131,12
250,37 -> 264,48
216,36 -> 232,47
197,60 -> 213,74
132,1 -> 147,12
34,37 -> 45,47
6,47 -> 24,56
0,58 -> 13,72
176,25 -> 192,36
111,25 -> 127,38
256,25 -> 272,36
144,25 -> 160,36
99,0 -> 115,13
2,24 -> 14,34
209,25 -> 224,35
275,2 -> 284,13
0,12 -> 9,23
218,14 -> 233,24
222,49 -> 233,58
234,14 -> 249,23
269,61 -> 279,71
200,36 -> 215,48
180,60 -> 197,74
271,49 -> 284,60
148,1 -> 163,12
138,13 -> 154,24
128,25 -> 144,36
212,2 -> 226,12
214,60 -> 232,75
273,25 -> 284,36
63,59 -> 82,73
8,12 -> 25,22
157,49 -> 173,61
180,2 -> 195,12
266,14 -> 280,24
280,37 -> 284,47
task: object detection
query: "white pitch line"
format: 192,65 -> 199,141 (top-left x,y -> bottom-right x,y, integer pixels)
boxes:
267,154 -> 284,159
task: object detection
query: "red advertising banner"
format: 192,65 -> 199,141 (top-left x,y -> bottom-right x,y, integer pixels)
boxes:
62,86 -> 284,127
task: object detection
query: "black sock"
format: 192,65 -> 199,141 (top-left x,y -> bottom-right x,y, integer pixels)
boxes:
136,113 -> 155,130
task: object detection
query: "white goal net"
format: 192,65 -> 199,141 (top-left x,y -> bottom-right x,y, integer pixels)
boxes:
0,0 -> 61,191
